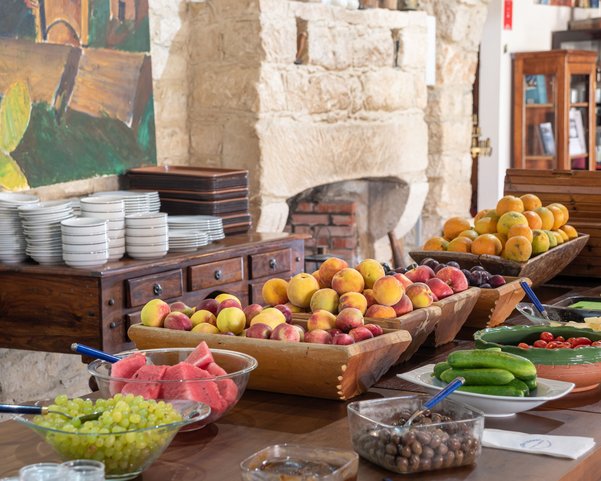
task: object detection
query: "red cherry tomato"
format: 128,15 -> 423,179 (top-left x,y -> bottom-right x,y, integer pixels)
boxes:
546,341 -> 560,349
557,342 -> 572,349
555,335 -> 565,342
573,337 -> 592,347
540,332 -> 554,342
591,340 -> 601,347
517,342 -> 530,349
533,339 -> 548,348
567,337 -> 577,347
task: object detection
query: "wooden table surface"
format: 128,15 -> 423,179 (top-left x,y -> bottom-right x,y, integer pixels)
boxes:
2,280 -> 601,480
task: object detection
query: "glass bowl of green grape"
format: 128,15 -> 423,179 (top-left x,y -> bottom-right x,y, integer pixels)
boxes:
14,395 -> 211,480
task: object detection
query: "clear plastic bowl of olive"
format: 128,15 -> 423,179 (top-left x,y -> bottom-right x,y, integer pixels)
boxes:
347,394 -> 484,474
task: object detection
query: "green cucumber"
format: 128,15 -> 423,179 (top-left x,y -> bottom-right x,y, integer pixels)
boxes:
447,349 -> 537,380
523,377 -> 537,391
458,385 -> 525,397
485,347 -> 502,352
439,368 -> 514,386
433,362 -> 451,380
507,378 -> 530,396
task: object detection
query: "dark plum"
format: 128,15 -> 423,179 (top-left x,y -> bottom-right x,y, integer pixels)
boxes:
446,261 -> 460,269
420,258 -> 440,270
434,263 -> 446,274
470,271 -> 485,286
479,283 -> 492,289
480,271 -> 491,283
489,275 -> 507,288
395,267 -> 408,274
406,263 -> 418,271
461,269 -> 476,286
470,265 -> 486,272
381,262 -> 395,275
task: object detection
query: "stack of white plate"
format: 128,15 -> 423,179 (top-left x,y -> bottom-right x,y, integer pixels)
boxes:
0,193 -> 39,263
168,230 -> 210,253
80,196 -> 125,261
125,213 -> 168,259
167,215 -> 225,241
61,218 -> 109,268
91,190 -> 160,215
18,200 -> 74,265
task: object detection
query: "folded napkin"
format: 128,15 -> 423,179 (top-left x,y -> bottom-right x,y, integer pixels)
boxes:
482,428 -> 595,459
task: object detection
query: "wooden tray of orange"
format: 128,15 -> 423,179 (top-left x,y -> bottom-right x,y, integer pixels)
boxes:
127,321 -> 411,401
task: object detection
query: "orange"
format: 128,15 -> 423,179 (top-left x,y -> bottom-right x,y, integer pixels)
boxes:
546,205 -> 565,230
474,209 -> 495,224
496,195 -> 524,216
474,213 -> 500,235
442,217 -> 472,241
497,211 -> 528,235
560,224 -> 578,239
471,234 -> 503,256
556,229 -> 569,242
523,211 -> 543,230
507,224 -> 533,243
492,232 -> 508,248
551,230 -> 564,245
520,194 -> 542,212
423,236 -> 449,251
447,236 -> 473,253
502,236 -> 532,262
548,203 -> 569,226
457,229 -> 479,241
534,206 -> 555,230
532,229 -> 551,255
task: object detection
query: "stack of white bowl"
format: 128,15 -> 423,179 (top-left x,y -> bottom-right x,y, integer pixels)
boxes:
168,230 -> 210,253
91,191 -> 160,215
80,197 -> 125,261
18,200 -> 74,265
61,218 -> 109,268
0,193 -> 39,263
125,213 -> 168,259
167,215 -> 225,241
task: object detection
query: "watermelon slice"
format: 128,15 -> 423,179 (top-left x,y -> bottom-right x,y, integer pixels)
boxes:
109,353 -> 147,395
161,362 -> 227,417
183,341 -> 214,369
206,362 -> 239,405
120,365 -> 168,399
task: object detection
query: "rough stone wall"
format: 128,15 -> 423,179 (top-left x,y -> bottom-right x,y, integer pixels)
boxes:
415,0 -> 490,242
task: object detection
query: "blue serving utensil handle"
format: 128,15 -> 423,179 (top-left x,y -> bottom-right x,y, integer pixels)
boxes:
71,343 -> 120,363
0,404 -> 43,415
519,281 -> 549,319
423,376 -> 466,410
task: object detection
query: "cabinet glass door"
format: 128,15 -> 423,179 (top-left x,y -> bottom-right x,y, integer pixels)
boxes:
569,74 -> 591,170
524,73 -> 556,169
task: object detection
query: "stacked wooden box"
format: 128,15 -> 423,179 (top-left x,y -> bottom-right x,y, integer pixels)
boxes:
126,166 -> 252,235
504,168 -> 601,277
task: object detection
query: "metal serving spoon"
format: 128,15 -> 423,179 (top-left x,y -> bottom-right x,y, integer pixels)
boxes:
0,404 -> 103,423
402,376 -> 465,427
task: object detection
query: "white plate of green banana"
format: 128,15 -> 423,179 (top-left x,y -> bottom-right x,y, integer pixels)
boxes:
398,349 -> 574,417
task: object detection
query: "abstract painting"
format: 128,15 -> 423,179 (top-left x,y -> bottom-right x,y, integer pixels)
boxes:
0,0 -> 156,191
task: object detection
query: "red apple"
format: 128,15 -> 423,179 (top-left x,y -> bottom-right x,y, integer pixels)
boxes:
435,266 -> 469,293
426,277 -> 454,300
404,265 -> 435,283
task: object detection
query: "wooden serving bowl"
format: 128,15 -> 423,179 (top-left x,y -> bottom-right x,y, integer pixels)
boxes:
409,234 -> 589,287
474,325 -> 601,392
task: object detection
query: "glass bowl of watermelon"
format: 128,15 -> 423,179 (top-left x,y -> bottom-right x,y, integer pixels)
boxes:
88,342 -> 258,429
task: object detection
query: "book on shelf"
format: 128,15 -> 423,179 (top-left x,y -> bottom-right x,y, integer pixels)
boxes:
525,75 -> 548,104
569,108 -> 587,156
539,122 -> 556,156
568,16 -> 601,30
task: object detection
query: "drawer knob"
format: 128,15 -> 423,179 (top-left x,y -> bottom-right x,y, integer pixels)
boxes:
153,283 -> 163,296
108,298 -> 115,306
109,321 -> 118,329
269,258 -> 277,269
214,270 -> 223,280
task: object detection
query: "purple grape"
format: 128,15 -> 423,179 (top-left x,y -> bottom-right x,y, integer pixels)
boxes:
471,271 -> 485,285
479,283 -> 492,289
470,265 -> 486,272
489,275 -> 507,288
461,269 -> 476,286
395,267 -> 408,274
434,263 -> 446,274
447,261 -> 460,269
420,257 -> 436,266
480,271 -> 491,283
422,258 -> 440,270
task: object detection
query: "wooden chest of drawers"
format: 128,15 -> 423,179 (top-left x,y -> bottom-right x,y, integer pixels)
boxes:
0,233 -> 306,354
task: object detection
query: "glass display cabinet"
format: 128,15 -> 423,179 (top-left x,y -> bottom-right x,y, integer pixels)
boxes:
512,50 -> 598,171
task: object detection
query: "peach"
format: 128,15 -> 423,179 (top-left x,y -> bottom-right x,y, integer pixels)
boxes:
363,324 -> 384,337
349,326 -> 374,342
304,329 -> 333,344
196,298 -> 219,316
191,322 -> 219,334
249,307 -> 287,330
309,288 -> 340,314
190,309 -> 217,327
391,295 -> 413,316
307,309 -> 337,331
331,268 -> 365,295
435,266 -> 468,293
335,307 -> 365,332
363,289 -> 377,307
270,323 -> 301,342
393,273 -> 413,290
318,257 -> 349,287
355,259 -> 385,289
287,273 -> 320,308
217,298 -> 243,314
328,328 -> 343,337
365,304 -> 397,319
215,293 -> 241,304
292,324 -> 306,341
216,307 -> 246,334
274,304 -> 293,323
140,299 -> 171,327
426,277 -> 454,300
284,302 -> 305,313
243,304 -> 263,327
404,265 -> 435,284
245,323 -> 272,339
338,292 -> 367,315
169,301 -> 195,318
332,333 -> 355,345
372,275 -> 404,306
262,278 -> 289,306
311,270 -> 329,289
405,282 -> 435,308
164,311 -> 192,331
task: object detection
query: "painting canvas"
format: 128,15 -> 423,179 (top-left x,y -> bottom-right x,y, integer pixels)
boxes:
0,0 -> 156,191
